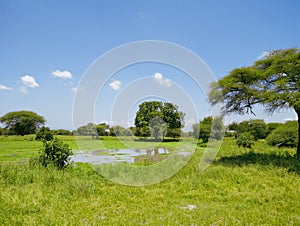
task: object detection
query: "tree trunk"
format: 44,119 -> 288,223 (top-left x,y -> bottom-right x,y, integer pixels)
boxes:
296,108 -> 300,156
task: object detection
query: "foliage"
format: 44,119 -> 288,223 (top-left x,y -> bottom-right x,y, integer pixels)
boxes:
134,101 -> 184,140
229,119 -> 268,140
35,126 -> 53,141
209,48 -> 300,154
75,123 -> 98,137
165,128 -> 181,138
96,123 -> 110,136
34,138 -> 73,169
52,129 -> 73,135
0,110 -> 45,135
266,121 -> 298,147
110,125 -> 132,136
236,132 -> 255,149
193,116 -> 224,142
266,122 -> 282,136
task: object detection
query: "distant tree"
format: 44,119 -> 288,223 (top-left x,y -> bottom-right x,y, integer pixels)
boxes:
266,121 -> 298,147
266,122 -> 282,136
166,128 -> 181,138
134,101 -> 184,140
236,132 -> 255,149
76,123 -> 97,136
36,126 -> 53,141
238,120 -> 268,140
149,117 -> 167,140
209,48 -> 300,155
52,129 -> 73,135
0,110 -> 45,135
96,123 -> 110,136
111,125 -> 132,136
193,116 -> 224,143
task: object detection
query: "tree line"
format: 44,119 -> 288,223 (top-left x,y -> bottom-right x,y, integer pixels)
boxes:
1,48 -> 299,154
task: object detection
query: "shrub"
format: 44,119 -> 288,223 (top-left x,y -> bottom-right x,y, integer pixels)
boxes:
34,138 -> 73,170
266,121 -> 298,147
236,132 -> 255,149
36,126 -> 53,141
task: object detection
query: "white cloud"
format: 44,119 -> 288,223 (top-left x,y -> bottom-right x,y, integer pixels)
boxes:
109,80 -> 122,90
257,51 -> 270,59
153,72 -> 172,87
52,70 -> 73,79
20,86 -> 28,94
0,84 -> 13,91
71,87 -> 78,93
20,75 -> 39,88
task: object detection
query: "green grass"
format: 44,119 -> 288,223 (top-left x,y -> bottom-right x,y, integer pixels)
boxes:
0,136 -> 300,225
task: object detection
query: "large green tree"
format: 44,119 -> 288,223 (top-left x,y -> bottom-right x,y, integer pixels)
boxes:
0,110 -> 45,135
209,48 -> 300,155
134,101 -> 184,140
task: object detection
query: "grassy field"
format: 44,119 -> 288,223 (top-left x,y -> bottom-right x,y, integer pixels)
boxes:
0,136 -> 300,225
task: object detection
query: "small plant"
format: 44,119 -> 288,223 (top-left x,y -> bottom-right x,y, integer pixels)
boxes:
236,132 -> 255,149
34,138 -> 73,170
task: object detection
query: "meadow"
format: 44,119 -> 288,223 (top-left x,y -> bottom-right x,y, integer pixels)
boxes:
0,136 -> 300,225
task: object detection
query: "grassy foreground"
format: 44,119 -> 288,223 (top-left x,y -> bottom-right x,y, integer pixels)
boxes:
0,136 -> 300,225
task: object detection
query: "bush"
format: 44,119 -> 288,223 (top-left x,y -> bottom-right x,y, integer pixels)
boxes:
266,121 -> 298,147
33,138 -> 73,170
36,126 -> 53,141
236,132 -> 255,149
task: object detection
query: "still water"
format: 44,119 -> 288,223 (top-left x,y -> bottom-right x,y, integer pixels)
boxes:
70,147 -> 171,164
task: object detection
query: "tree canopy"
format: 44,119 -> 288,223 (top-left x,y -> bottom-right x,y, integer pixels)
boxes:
209,48 -> 300,155
134,101 -> 184,140
0,110 -> 45,135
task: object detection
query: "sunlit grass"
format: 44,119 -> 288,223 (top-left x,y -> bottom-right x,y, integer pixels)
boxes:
0,136 -> 300,225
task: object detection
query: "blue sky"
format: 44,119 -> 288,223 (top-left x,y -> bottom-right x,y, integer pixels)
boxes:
0,0 -> 300,130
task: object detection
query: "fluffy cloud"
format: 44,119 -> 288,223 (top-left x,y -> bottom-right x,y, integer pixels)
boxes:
153,72 -> 172,87
109,80 -> 122,90
21,75 -> 39,88
52,70 -> 73,79
0,84 -> 13,91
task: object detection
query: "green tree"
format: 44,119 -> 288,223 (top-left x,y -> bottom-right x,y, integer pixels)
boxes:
266,122 -> 282,136
36,126 -> 53,141
134,101 -> 184,140
266,121 -> 298,147
0,110 -> 45,135
96,123 -> 110,136
237,120 -> 268,140
76,123 -> 97,137
236,132 -> 255,149
193,116 -> 224,143
209,48 -> 300,155
110,125 -> 132,136
52,129 -> 73,135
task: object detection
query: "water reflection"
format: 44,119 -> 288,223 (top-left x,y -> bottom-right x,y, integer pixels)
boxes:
70,147 -> 171,165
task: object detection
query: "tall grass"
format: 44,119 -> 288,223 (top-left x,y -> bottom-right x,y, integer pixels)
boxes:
0,136 -> 300,225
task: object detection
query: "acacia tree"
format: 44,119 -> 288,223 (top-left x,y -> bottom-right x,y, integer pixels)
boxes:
0,110 -> 45,135
209,48 -> 300,155
134,101 -> 184,140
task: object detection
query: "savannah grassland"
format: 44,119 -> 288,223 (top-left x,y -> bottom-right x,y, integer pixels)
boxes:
0,136 -> 300,225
